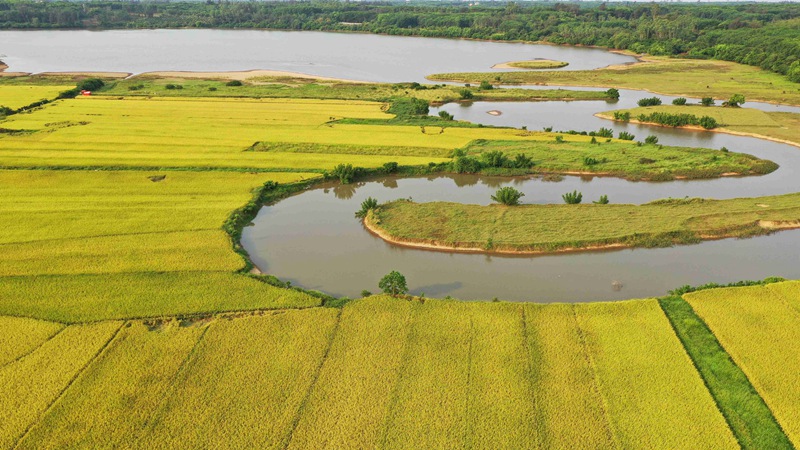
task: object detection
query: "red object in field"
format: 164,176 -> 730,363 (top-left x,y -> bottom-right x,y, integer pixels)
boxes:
80,90 -> 92,96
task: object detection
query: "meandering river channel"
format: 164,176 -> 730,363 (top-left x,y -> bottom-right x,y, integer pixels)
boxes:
4,30 -> 798,301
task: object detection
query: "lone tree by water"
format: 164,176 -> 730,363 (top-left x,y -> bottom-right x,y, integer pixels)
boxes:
379,271 -> 408,296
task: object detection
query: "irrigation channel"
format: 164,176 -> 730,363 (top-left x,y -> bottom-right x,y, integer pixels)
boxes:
4,30 -> 799,301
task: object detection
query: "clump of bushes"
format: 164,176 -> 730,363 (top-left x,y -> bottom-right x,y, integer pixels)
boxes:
672,97 -> 687,105
591,127 -> 614,138
382,161 -> 399,173
613,111 -> 631,121
77,78 -> 105,91
645,135 -> 659,145
491,186 -> 525,206
330,163 -> 363,184
617,131 -> 635,141
562,190 -> 583,204
355,196 -> 379,218
225,80 -> 243,87
605,88 -> 620,100
451,150 -> 534,174
637,96 -> 662,107
479,80 -> 494,90
387,97 -> 429,117
593,195 -> 610,204
635,112 -> 718,129
165,84 -> 183,90
459,89 -> 474,100
701,97 -> 715,106
438,111 -> 454,121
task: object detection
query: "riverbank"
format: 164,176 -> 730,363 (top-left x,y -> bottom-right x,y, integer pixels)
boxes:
364,197 -> 800,256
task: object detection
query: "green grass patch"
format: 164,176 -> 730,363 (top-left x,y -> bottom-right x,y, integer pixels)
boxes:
603,105 -> 800,146
659,292 -> 793,449
98,77 -> 609,103
463,138 -> 775,181
685,281 -> 800,446
368,193 -> 800,254
429,56 -> 800,106
502,60 -> 569,70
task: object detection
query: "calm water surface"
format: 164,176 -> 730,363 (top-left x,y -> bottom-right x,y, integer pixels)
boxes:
0,29 -> 634,82
243,84 -> 800,301
3,29 -> 796,301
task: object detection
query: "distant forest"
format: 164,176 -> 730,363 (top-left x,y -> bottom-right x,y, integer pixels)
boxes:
1,1 -> 798,82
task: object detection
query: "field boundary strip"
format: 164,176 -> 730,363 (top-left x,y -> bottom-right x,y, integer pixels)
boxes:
0,326 -> 66,371
520,306 -> 551,446
11,321 -> 126,449
282,308 -> 343,450
378,305 -> 418,448
461,315 -> 476,449
658,295 -> 795,449
570,304 -> 619,447
141,324 -> 211,434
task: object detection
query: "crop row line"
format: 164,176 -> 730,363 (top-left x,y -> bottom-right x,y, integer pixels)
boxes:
282,307 -> 343,449
11,321 -> 126,449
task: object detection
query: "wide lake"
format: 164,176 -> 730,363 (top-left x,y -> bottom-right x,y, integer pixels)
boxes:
0,29 -> 634,81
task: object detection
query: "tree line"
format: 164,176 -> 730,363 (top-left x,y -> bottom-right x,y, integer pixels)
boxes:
0,1 -> 798,81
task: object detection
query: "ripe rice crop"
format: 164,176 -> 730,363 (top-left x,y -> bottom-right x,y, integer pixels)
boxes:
687,281 -> 800,445
575,300 -> 737,448
141,309 -> 339,449
0,316 -> 64,366
0,321 -> 122,448
17,320 -> 205,449
0,85 -> 73,109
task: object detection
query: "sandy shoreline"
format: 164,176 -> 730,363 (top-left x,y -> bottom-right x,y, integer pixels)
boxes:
135,69 -> 369,83
594,113 -> 800,149
0,66 -> 369,83
364,213 -> 800,257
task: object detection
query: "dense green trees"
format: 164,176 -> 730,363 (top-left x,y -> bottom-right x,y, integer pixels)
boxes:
1,2 -> 798,82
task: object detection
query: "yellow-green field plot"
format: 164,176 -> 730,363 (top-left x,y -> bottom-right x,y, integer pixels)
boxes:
0,96 -> 470,169
0,170 -> 321,322
0,85 -> 72,109
602,105 -> 800,147
1,297 -> 737,448
687,281 -> 800,446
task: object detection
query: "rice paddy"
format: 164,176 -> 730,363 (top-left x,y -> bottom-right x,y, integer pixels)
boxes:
0,71 -> 797,448
686,281 -> 800,446
0,170 -> 322,322
0,296 -> 741,448
0,84 -> 72,109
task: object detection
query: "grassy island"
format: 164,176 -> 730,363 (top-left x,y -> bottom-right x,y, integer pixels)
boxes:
365,195 -> 800,255
599,105 -> 800,148
493,60 -> 569,70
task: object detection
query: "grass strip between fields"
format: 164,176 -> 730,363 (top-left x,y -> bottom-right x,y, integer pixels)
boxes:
659,294 -> 794,449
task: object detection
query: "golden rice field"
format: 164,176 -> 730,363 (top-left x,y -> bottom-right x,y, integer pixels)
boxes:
0,296 -> 738,449
686,281 -> 800,446
0,84 -> 72,109
0,96 -> 468,169
0,170 -> 322,322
